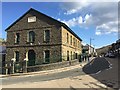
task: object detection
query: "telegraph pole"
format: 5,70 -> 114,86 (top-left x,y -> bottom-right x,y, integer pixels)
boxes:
90,38 -> 94,56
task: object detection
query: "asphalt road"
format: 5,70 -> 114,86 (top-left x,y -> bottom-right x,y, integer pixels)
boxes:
2,57 -> 119,89
83,57 -> 119,89
2,66 -> 86,85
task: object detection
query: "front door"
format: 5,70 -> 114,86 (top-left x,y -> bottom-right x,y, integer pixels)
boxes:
28,50 -> 36,66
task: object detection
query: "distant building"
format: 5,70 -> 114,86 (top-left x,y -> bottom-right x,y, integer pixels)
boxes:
111,39 -> 120,56
5,8 -> 82,72
86,44 -> 97,56
82,44 -> 97,57
0,38 -> 6,74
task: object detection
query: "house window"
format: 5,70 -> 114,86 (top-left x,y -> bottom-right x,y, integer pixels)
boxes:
44,50 -> 50,63
15,51 -> 19,62
76,39 -> 77,47
73,38 -> 75,46
67,51 -> 69,61
15,33 -> 20,44
70,36 -> 72,45
28,31 -> 35,43
67,33 -> 69,44
44,30 -> 50,42
75,53 -> 78,59
78,41 -> 79,48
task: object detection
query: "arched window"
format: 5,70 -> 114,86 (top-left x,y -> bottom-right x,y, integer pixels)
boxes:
28,31 -> 35,43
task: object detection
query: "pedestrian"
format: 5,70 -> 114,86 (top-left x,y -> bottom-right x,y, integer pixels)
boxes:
81,55 -> 83,62
85,55 -> 86,62
88,55 -> 90,63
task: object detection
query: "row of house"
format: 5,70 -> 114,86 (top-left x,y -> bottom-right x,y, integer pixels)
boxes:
110,39 -> 120,57
82,44 -> 97,56
0,39 -> 6,74
3,8 -> 96,74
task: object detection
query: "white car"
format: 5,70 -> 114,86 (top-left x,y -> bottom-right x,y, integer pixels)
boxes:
108,53 -> 115,58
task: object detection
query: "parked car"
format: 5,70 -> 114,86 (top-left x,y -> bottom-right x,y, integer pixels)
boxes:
105,52 -> 115,58
105,53 -> 109,57
108,53 -> 115,58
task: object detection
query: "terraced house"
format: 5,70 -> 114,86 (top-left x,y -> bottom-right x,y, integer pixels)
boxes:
5,8 -> 82,69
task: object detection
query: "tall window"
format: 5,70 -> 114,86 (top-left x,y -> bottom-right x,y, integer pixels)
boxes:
28,31 -> 35,43
44,50 -> 50,63
70,36 -> 72,45
76,39 -> 77,47
15,51 -> 19,62
67,51 -> 69,61
67,33 -> 69,43
44,30 -> 50,42
75,53 -> 78,59
78,41 -> 79,48
73,38 -> 75,46
15,33 -> 20,44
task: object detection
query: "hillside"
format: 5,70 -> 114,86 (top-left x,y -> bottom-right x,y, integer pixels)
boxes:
96,45 -> 112,55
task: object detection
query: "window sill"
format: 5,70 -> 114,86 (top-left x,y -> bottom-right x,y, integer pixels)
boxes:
43,41 -> 50,43
26,42 -> 34,44
14,43 -> 19,45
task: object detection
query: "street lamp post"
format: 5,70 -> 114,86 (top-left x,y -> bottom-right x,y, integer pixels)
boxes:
90,38 -> 94,56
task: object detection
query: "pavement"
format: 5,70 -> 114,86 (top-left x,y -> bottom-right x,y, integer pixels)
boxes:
0,57 -> 95,78
0,62 -> 86,78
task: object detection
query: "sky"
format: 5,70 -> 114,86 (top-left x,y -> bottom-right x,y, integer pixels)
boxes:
1,2 -> 118,48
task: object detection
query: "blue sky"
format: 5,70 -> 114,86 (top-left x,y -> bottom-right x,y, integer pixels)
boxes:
2,2 -> 118,48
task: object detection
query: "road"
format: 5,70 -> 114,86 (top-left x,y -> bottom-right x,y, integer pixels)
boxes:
2,57 -> 118,89
2,66 -> 86,85
83,57 -> 119,89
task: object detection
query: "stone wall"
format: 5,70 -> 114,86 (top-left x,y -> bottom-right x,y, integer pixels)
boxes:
27,59 -> 79,72
6,9 -> 62,62
6,45 -> 61,64
61,26 -> 82,61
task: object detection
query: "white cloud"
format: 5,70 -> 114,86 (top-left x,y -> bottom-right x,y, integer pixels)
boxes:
61,2 -> 90,15
81,42 -> 87,46
59,14 -> 92,28
96,21 -> 118,35
60,2 -> 118,35
95,31 -> 101,35
60,16 -> 83,27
